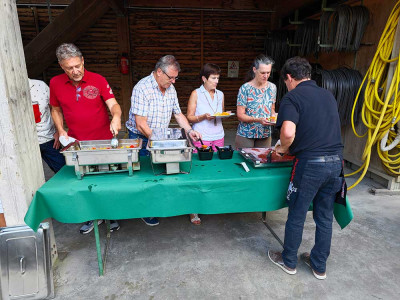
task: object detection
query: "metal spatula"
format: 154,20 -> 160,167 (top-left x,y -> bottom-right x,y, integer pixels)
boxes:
111,129 -> 119,149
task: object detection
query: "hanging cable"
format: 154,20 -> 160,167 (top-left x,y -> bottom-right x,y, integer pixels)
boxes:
347,0 -> 400,189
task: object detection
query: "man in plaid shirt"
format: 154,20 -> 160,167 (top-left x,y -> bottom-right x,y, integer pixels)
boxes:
126,55 -> 201,226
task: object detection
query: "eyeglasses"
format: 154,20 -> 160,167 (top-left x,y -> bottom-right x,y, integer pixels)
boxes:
76,86 -> 81,102
161,69 -> 179,81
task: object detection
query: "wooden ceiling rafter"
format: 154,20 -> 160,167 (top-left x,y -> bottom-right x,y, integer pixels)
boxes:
23,0 -> 111,78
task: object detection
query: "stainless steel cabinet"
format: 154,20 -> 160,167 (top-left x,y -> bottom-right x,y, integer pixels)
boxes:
0,223 -> 54,300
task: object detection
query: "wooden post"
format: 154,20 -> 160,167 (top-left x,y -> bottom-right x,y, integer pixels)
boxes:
200,10 -> 204,68
0,1 -> 45,226
117,15 -> 133,130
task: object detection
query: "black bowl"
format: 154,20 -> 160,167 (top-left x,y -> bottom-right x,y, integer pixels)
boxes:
216,145 -> 234,159
197,146 -> 214,160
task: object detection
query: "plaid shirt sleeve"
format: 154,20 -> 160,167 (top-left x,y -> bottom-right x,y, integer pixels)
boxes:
171,89 -> 181,115
131,86 -> 148,117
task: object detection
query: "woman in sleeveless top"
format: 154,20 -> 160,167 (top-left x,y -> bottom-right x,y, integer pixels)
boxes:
187,63 -> 226,152
186,63 -> 226,225
235,55 -> 277,149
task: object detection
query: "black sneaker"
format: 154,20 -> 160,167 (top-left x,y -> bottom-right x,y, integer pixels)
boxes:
141,217 -> 159,226
109,220 -> 120,232
79,220 -> 104,234
300,252 -> 327,280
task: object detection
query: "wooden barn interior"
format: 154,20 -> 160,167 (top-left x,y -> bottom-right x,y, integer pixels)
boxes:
15,0 -> 400,186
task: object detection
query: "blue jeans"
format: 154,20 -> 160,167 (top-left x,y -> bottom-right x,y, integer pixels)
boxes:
282,155 -> 343,273
40,139 -> 66,173
128,130 -> 149,156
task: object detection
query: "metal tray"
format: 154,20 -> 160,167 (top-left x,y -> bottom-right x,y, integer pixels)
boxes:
149,139 -> 188,149
147,128 -> 192,164
147,143 -> 192,164
147,128 -> 193,174
150,128 -> 186,141
239,148 -> 294,168
61,139 -> 142,179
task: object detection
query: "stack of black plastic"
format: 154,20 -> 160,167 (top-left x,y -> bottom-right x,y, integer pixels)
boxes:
265,31 -> 297,71
321,5 -> 370,52
275,66 -> 364,127
314,67 -> 364,126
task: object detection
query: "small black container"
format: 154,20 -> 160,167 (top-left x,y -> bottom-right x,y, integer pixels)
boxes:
197,146 -> 214,160
216,145 -> 234,159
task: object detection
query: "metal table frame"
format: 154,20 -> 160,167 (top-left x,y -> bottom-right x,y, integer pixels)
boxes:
92,214 -> 283,276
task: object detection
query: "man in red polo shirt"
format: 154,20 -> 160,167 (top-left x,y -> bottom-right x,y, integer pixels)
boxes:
50,43 -> 121,141
50,43 -> 122,234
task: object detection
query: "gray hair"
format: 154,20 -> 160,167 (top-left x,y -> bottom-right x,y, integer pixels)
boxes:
246,54 -> 275,81
56,43 -> 82,62
154,55 -> 181,72
253,54 -> 275,70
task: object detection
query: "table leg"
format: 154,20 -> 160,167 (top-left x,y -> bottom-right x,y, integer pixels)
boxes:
93,220 -> 104,276
262,212 -> 284,248
103,220 -> 111,274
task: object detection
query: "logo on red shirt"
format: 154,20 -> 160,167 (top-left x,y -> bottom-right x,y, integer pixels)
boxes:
83,86 -> 99,99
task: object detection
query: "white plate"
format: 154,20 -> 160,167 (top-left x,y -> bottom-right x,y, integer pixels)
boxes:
213,113 -> 235,118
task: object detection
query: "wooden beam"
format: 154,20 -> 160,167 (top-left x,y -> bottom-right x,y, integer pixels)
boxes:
24,0 -> 110,78
106,0 -> 125,16
17,0 -> 72,5
200,10 -> 203,68
116,15 -> 133,128
127,0 -> 275,11
0,0 -> 45,225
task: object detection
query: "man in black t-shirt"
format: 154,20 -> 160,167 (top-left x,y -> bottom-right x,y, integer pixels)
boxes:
268,57 -> 344,280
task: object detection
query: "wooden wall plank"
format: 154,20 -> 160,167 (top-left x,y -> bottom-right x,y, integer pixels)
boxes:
129,9 -> 271,128
20,6 -> 272,130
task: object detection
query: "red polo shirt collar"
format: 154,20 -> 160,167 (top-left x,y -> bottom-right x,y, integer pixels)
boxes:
64,69 -> 89,85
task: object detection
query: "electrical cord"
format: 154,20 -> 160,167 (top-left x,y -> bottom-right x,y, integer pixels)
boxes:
347,0 -> 400,189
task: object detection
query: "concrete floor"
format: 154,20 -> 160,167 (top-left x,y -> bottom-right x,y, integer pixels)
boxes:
42,130 -> 400,300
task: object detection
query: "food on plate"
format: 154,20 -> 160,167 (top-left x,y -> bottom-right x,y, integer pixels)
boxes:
213,112 -> 231,116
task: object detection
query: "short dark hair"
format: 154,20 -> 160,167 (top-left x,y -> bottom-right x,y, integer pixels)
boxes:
281,57 -> 312,81
200,63 -> 221,80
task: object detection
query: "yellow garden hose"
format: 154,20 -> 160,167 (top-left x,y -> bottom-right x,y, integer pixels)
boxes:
346,0 -> 400,189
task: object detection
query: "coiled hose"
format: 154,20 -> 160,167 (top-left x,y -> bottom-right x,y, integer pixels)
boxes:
347,0 -> 400,189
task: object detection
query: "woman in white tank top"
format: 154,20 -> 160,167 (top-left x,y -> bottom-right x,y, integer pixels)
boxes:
186,63 -> 227,225
187,64 -> 226,150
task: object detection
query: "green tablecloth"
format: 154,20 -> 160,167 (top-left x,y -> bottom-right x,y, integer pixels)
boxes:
24,153 -> 353,230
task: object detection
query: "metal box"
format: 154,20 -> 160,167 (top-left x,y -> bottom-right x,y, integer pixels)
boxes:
61,139 -> 142,179
147,128 -> 193,174
0,223 -> 54,300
